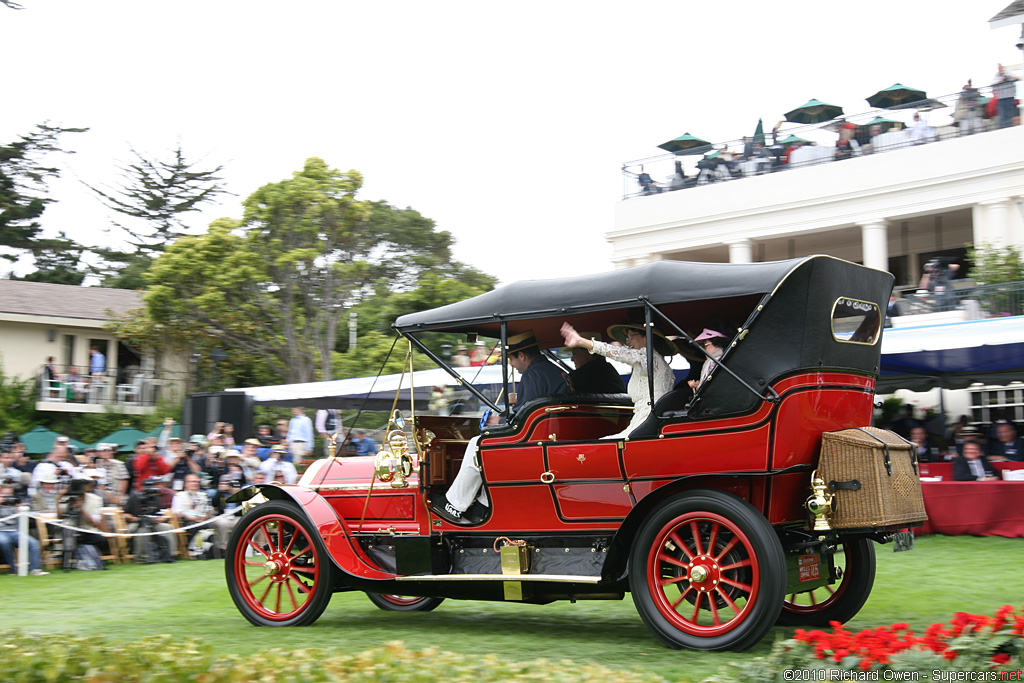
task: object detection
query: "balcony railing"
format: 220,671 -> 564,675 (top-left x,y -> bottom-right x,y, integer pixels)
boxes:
890,280 -> 1024,322
622,88 -> 1018,200
36,366 -> 188,410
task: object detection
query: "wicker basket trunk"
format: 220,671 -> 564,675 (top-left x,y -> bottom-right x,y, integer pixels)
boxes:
817,427 -> 927,529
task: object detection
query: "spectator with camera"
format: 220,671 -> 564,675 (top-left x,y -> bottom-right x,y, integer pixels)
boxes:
210,471 -> 246,554
123,477 -> 175,563
258,447 -> 298,484
30,444 -> 76,492
165,436 -> 200,491
61,473 -> 112,569
0,447 -> 24,490
171,473 -> 212,540
30,474 -> 61,513
0,484 -> 48,575
131,440 -> 169,491
92,443 -> 129,505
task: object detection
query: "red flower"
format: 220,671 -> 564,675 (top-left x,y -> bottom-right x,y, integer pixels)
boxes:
991,652 -> 1010,666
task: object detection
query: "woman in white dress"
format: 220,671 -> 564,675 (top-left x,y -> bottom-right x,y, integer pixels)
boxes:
560,321 -> 676,439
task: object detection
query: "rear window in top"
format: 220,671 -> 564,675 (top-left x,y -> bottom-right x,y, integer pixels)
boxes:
831,298 -> 880,345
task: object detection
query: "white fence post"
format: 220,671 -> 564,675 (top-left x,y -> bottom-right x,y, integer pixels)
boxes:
17,505 -> 29,577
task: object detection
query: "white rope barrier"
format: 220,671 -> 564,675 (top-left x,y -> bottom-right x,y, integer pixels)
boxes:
23,508 -> 242,538
2,508 -> 243,575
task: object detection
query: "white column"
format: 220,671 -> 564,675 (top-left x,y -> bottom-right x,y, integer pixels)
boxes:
859,220 -> 889,272
728,239 -> 753,264
978,198 -> 1013,247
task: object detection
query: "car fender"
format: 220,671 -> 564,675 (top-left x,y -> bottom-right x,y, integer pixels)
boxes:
234,484 -> 395,580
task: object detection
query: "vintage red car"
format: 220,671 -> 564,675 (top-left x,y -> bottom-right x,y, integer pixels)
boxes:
225,255 -> 918,651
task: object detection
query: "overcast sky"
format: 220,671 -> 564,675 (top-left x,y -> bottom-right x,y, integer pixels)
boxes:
3,1 -> 1022,286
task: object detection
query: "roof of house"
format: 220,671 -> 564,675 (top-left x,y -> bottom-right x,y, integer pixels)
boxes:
0,280 -> 143,321
990,1 -> 1024,27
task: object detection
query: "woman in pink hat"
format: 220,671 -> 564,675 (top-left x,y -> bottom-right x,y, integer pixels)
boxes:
689,328 -> 728,391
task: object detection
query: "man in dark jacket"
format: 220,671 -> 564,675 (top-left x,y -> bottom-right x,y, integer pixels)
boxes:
568,344 -> 626,395
987,422 -> 1024,462
953,442 -> 999,481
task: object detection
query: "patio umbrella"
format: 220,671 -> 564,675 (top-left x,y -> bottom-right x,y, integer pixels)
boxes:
17,426 -> 89,455
862,116 -> 901,133
753,119 -> 765,146
866,83 -> 927,110
784,98 -> 844,124
777,134 -> 811,146
657,132 -> 713,155
92,425 -> 149,453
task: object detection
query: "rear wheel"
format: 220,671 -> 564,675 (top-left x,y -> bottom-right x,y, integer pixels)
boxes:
629,489 -> 786,651
226,500 -> 336,626
366,594 -> 445,612
777,536 -> 875,626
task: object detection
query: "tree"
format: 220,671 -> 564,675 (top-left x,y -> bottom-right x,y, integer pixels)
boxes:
8,232 -> 84,285
0,122 -> 86,261
87,143 -> 229,287
966,243 -> 1024,285
118,157 -> 497,386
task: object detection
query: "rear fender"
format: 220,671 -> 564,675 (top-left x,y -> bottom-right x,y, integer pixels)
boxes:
237,484 -> 395,580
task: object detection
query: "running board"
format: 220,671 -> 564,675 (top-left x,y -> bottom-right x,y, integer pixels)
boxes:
394,573 -> 602,583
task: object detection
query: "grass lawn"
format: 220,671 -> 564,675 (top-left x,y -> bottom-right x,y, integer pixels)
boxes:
2,535 -> 1022,682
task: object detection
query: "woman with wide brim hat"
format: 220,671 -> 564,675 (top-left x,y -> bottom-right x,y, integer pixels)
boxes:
560,319 -> 675,440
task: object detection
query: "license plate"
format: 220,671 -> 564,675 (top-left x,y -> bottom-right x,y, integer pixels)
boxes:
892,530 -> 914,552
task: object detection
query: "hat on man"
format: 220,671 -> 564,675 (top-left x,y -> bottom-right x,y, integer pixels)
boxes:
606,322 -> 677,357
506,331 -> 541,355
56,436 -> 70,443
40,474 -> 60,484
208,445 -> 226,456
244,438 -> 262,447
97,443 -> 113,451
81,468 -> 103,481
168,436 -> 182,442
960,425 -> 981,436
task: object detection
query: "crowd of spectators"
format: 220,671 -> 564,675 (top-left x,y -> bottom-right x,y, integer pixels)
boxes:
0,408 -> 379,573
890,405 -> 1024,481
635,66 -> 1020,196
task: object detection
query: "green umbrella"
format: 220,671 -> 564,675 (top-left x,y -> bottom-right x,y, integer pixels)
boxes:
862,116 -> 901,133
866,83 -> 927,110
777,134 -> 811,146
92,425 -> 149,453
17,426 -> 89,455
753,119 -> 765,146
657,132 -> 713,155
784,98 -> 844,124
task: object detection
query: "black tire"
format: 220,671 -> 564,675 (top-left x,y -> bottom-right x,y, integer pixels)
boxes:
777,535 -> 875,626
629,489 -> 786,651
365,593 -> 445,612
225,500 -> 337,626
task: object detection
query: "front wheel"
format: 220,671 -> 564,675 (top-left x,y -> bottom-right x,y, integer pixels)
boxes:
629,489 -> 786,651
366,593 -> 445,612
777,536 -> 875,626
226,500 -> 337,626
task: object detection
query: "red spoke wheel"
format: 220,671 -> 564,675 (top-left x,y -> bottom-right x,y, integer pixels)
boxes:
226,500 -> 336,626
629,489 -> 785,651
366,593 -> 445,612
777,535 -> 875,626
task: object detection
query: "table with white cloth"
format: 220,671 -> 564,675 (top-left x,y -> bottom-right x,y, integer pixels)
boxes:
788,145 -> 835,168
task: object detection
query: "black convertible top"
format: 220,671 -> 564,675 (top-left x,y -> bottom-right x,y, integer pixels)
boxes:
394,257 -> 806,333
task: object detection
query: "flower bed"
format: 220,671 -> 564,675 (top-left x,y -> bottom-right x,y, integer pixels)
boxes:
720,605 -> 1024,681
